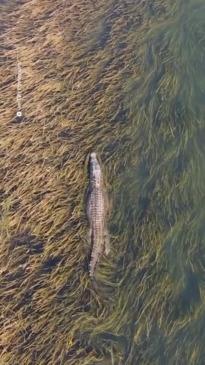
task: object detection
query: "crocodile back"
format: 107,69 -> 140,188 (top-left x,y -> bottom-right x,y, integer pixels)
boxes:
87,153 -> 107,276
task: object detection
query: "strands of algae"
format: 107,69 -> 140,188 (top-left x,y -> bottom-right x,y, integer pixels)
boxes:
1,0 -> 205,364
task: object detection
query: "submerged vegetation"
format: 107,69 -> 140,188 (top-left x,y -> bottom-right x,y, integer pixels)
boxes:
1,0 -> 205,364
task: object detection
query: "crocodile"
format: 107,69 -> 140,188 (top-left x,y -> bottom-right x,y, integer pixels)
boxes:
86,152 -> 110,277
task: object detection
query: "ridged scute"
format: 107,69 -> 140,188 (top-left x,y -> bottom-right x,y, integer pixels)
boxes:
86,152 -> 110,277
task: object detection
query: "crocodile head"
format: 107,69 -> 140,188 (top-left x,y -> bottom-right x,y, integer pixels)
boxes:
90,152 -> 101,187
90,152 -> 97,159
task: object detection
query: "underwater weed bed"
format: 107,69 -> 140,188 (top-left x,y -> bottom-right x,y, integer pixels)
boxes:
1,0 -> 205,364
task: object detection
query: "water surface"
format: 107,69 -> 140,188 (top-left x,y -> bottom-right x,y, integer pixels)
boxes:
1,1 -> 205,364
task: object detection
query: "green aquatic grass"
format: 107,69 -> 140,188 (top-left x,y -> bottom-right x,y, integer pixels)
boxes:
1,0 -> 205,364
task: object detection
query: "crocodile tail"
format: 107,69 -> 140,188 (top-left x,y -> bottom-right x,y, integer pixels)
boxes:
89,247 -> 98,277
89,238 -> 103,277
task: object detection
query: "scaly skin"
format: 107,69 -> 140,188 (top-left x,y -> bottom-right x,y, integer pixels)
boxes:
86,152 -> 110,277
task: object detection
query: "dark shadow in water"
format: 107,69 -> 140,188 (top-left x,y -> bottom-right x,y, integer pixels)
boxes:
41,256 -> 62,273
10,231 -> 44,254
176,268 -> 201,316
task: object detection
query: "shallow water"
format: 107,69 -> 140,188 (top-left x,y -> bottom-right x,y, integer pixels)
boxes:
93,1 -> 205,364
1,0 -> 205,364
